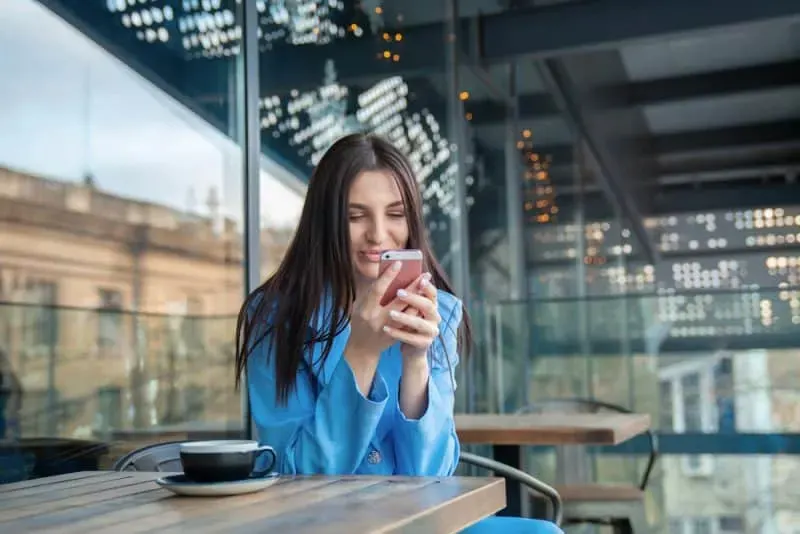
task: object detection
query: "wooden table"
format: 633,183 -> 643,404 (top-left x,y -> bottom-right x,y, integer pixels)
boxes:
0,471 -> 506,533
456,413 -> 651,446
455,413 -> 651,517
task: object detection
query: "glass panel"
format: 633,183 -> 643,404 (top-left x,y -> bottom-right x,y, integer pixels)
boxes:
494,287 -> 800,530
0,0 -> 248,480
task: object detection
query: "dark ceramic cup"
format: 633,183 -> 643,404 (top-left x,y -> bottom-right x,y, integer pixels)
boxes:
179,440 -> 277,483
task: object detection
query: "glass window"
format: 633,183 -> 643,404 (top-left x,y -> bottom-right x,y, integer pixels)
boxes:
681,372 -> 703,432
692,518 -> 713,534
718,516 -> 745,533
97,288 -> 123,349
668,518 -> 684,534
0,0 -> 260,476
660,380 -> 674,431
714,356 -> 736,432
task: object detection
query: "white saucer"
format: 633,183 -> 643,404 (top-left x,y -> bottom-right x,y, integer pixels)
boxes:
155,473 -> 280,497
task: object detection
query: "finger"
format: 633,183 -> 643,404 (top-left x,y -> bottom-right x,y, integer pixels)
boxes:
388,310 -> 439,337
370,261 -> 402,302
382,325 -> 432,349
396,289 -> 439,321
405,272 -> 430,294
391,293 -> 421,317
418,275 -> 438,301
388,318 -> 416,333
382,297 -> 412,314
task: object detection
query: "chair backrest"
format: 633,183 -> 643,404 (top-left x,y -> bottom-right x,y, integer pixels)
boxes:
112,441 -> 185,472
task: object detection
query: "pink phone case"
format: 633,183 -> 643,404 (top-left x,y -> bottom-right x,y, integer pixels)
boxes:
379,253 -> 423,306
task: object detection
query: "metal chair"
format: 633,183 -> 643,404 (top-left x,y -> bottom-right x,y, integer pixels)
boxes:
112,440 -> 184,472
459,451 -> 562,526
516,398 -> 658,534
113,442 -> 562,525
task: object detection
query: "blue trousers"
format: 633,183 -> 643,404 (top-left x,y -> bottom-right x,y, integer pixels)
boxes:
461,516 -> 564,534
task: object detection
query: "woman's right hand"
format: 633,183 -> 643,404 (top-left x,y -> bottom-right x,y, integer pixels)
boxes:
347,261 -> 407,358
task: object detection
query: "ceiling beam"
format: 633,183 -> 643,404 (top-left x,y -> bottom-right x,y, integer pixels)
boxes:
658,163 -> 800,186
468,59 -> 800,126
652,120 -> 800,154
547,180 -> 800,222
480,0 -> 800,62
513,119 -> 800,175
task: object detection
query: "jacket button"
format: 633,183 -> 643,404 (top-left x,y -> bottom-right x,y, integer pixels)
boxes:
367,450 -> 381,464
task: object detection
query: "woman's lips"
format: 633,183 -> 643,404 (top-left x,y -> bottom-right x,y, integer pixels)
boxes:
361,251 -> 382,262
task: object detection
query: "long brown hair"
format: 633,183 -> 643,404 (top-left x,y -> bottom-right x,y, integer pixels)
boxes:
234,133 -> 472,405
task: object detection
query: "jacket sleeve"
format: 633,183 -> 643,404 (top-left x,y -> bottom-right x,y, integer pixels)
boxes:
247,326 -> 389,475
392,293 -> 462,476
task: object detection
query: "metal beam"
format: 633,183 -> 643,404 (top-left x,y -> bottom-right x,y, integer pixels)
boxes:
537,59 -> 660,263
481,0 -> 800,61
546,181 -> 800,221
504,63 -> 527,301
238,0 -> 260,441
469,59 -> 800,126
652,120 -> 800,154
486,118 -> 800,184
651,182 -> 800,213
444,0 -> 472,308
658,163 -> 800,186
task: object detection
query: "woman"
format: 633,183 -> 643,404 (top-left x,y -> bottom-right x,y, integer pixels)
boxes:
235,133 -> 561,534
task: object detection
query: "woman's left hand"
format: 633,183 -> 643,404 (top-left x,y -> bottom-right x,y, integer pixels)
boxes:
383,273 -> 440,359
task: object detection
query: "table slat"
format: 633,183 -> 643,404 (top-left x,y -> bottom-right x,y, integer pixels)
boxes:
0,471 -> 108,493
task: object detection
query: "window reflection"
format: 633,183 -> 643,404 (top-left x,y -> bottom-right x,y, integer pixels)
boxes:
0,0 -> 300,476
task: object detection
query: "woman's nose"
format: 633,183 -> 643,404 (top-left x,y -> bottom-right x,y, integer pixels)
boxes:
367,217 -> 388,243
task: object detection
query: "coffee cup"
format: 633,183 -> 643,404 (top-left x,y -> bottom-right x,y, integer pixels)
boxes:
179,440 -> 277,483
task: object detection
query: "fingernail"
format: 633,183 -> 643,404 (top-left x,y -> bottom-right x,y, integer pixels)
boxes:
383,325 -> 391,333
392,261 -> 402,271
420,279 -> 429,288
389,310 -> 400,318
423,272 -> 432,280
397,289 -> 408,297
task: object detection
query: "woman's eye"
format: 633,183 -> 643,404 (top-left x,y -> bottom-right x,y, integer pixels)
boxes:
348,213 -> 364,220
388,212 -> 406,219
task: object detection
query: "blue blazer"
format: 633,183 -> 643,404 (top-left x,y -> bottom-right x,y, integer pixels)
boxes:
247,289 -> 462,476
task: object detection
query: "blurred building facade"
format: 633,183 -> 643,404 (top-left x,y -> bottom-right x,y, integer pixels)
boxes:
0,166 -> 292,439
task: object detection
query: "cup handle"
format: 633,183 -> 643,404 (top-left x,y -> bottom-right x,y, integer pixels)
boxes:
251,445 -> 277,478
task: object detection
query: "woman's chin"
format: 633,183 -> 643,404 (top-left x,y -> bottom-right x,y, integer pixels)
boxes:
355,263 -> 380,281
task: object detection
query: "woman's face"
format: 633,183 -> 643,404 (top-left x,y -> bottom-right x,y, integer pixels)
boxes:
348,169 -> 410,282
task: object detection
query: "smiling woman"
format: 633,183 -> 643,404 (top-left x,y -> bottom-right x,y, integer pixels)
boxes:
235,133 -> 562,533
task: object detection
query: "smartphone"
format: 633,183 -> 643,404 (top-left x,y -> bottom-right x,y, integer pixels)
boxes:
378,249 -> 423,306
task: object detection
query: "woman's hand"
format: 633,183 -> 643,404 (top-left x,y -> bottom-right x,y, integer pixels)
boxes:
346,261 -> 408,359
383,273 -> 441,360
